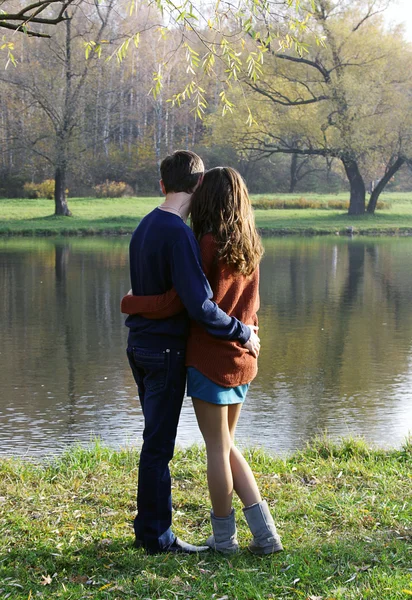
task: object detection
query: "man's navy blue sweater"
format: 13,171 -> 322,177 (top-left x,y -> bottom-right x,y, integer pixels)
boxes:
126,208 -> 250,350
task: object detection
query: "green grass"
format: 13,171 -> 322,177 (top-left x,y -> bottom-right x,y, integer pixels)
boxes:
0,437 -> 411,599
0,196 -> 159,236
2,193 -> 412,236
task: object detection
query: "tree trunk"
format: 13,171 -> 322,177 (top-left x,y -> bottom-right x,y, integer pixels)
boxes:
342,158 -> 365,215
55,159 -> 71,216
54,14 -> 72,217
119,65 -> 124,150
367,157 -> 405,214
289,153 -> 298,193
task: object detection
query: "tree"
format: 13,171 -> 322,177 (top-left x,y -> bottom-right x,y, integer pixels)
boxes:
1,0 -> 115,214
232,0 -> 412,214
364,105 -> 412,212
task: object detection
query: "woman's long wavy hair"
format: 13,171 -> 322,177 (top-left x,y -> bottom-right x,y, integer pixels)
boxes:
190,167 -> 264,276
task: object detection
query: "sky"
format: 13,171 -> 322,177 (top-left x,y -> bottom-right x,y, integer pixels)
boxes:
385,0 -> 412,39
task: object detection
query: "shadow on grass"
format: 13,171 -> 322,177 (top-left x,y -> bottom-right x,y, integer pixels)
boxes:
1,530 -> 410,598
11,214 -> 141,224
0,214 -> 142,236
256,210 -> 412,235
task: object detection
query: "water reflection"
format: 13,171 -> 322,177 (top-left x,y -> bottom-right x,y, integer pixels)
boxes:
0,237 -> 411,458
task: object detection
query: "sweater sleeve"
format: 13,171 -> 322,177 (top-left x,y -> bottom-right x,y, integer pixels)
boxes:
171,231 -> 250,343
120,287 -> 184,319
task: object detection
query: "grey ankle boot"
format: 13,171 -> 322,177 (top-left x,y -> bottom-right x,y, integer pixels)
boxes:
243,500 -> 283,555
205,508 -> 239,554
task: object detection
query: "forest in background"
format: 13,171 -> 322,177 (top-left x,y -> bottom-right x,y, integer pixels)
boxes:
1,0 -> 412,207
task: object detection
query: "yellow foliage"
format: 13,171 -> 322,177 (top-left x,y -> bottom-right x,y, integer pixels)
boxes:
93,180 -> 134,198
23,180 -> 68,200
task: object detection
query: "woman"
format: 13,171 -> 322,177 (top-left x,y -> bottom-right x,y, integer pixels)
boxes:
122,167 -> 283,555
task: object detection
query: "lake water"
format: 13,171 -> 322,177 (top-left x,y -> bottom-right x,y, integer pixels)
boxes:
0,236 -> 411,458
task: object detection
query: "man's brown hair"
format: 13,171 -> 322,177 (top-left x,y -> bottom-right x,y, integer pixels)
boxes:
160,150 -> 204,194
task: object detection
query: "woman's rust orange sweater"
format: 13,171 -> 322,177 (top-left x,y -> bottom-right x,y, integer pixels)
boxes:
121,233 -> 259,387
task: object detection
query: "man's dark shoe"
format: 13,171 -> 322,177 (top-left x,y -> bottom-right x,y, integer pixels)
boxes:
143,537 -> 210,554
165,537 -> 210,554
133,538 -> 143,549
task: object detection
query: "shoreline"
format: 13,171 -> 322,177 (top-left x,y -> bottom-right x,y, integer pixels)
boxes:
2,226 -> 412,237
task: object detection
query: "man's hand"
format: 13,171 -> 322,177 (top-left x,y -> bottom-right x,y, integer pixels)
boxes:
243,326 -> 260,358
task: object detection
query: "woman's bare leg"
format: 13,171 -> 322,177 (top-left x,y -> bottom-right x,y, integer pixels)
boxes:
192,398 -> 233,517
227,403 -> 262,507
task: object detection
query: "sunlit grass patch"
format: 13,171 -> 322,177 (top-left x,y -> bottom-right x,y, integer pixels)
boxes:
0,438 -> 410,599
251,197 -> 391,210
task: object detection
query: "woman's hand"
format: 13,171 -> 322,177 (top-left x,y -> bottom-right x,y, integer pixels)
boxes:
243,325 -> 260,358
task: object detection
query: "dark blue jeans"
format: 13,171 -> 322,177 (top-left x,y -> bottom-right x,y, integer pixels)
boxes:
127,346 -> 186,553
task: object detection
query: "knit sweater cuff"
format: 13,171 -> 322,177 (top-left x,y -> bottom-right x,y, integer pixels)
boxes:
238,323 -> 251,345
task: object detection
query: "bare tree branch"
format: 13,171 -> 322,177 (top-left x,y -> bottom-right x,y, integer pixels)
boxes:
245,80 -> 330,106
352,1 -> 391,33
0,0 -> 75,37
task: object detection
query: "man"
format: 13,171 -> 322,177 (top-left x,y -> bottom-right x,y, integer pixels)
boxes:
126,150 -> 260,554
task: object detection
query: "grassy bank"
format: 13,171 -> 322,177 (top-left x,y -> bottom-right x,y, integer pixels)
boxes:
0,438 -> 411,599
2,193 -> 412,236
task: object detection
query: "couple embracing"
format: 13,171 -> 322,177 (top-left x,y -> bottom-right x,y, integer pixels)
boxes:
122,150 -> 283,556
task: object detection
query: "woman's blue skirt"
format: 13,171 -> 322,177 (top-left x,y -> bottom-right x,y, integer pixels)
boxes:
187,366 -> 249,405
